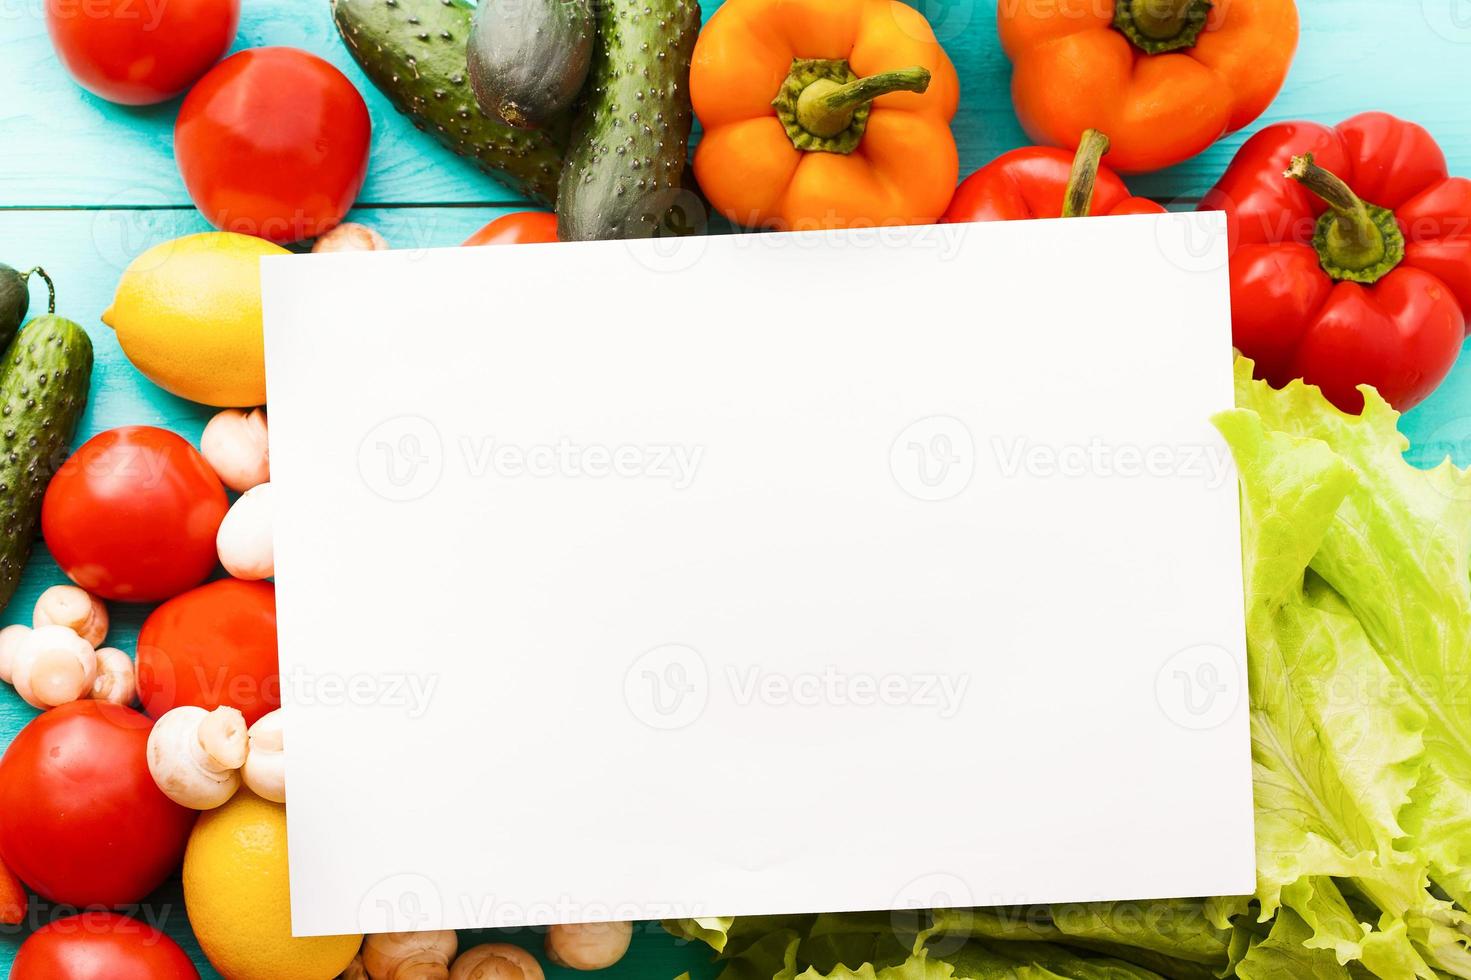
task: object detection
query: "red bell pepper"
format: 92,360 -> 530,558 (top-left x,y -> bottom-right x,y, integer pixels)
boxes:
943,130 -> 1166,223
1201,112 -> 1471,413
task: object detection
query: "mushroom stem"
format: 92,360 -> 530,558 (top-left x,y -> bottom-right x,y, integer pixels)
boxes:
34,585 -> 108,647
243,709 -> 286,803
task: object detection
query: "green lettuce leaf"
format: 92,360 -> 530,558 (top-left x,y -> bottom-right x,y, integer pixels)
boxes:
1233,362 -> 1471,912
1213,408 -> 1434,976
1234,909 -> 1353,979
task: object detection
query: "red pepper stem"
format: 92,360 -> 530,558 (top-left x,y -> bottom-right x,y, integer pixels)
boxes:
23,267 -> 55,315
795,67 -> 931,139
1286,154 -> 1385,270
1062,130 -> 1111,218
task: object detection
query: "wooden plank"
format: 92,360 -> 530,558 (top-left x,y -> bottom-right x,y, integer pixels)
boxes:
3,0 -> 1471,209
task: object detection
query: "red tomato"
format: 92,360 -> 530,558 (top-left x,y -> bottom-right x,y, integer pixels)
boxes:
44,0 -> 239,106
464,212 -> 560,246
137,579 -> 279,725
13,912 -> 199,980
0,702 -> 196,908
176,47 -> 372,244
42,427 -> 228,603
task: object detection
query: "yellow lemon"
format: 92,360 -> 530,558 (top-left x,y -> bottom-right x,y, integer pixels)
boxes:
183,790 -> 362,980
103,232 -> 288,407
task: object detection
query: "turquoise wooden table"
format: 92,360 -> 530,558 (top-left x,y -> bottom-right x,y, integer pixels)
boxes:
2,0 -> 1470,976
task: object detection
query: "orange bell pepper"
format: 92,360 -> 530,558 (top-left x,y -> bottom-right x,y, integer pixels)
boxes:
0,853 -> 25,925
691,0 -> 960,230
999,0 -> 1298,174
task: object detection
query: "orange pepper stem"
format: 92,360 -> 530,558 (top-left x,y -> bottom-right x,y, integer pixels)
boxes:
795,68 -> 931,138
23,268 -> 55,314
1061,130 -> 1111,218
1113,0 -> 1212,54
774,59 -> 930,155
1285,153 -> 1405,285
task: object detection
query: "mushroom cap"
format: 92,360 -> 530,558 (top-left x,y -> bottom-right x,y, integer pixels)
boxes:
217,482 -> 275,580
362,930 -> 459,980
91,646 -> 137,706
201,407 -> 270,492
146,705 -> 247,810
545,922 -> 634,971
313,222 -> 389,253
451,944 -> 545,980
0,623 -> 31,684
12,624 -> 98,709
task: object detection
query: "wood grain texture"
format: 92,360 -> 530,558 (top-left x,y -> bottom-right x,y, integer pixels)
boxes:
1,0 -> 1470,976
4,0 -> 1471,206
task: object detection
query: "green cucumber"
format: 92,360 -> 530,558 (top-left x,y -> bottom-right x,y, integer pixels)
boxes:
556,0 -> 701,240
468,0 -> 594,130
0,266 -> 53,355
0,315 -> 93,612
332,0 -> 569,206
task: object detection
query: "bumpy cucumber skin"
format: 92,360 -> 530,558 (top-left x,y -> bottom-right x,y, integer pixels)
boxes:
468,0 -> 594,131
556,0 -> 701,240
333,0 -> 569,206
0,315 -> 93,612
0,265 -> 28,354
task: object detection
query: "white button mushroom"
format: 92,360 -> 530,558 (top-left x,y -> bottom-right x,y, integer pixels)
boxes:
545,923 -> 633,971
200,407 -> 270,492
451,944 -> 545,980
0,623 -> 29,685
242,708 -> 285,803
217,482 -> 274,580
33,584 -> 108,647
362,931 -> 459,980
313,222 -> 388,253
90,647 -> 136,706
9,624 -> 98,710
147,705 -> 249,810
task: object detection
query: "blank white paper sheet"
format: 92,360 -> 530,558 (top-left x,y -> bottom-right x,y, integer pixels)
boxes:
260,213 -> 1253,937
